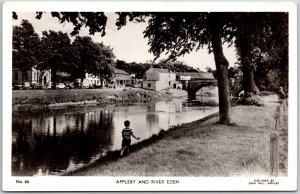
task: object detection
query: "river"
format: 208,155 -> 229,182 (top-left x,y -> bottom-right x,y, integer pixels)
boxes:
12,100 -> 218,176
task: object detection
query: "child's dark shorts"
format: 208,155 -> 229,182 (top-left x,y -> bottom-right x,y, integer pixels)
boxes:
122,138 -> 131,147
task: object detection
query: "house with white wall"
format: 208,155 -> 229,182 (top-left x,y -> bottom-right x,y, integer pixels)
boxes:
142,67 -> 182,91
84,73 -> 102,87
12,67 -> 51,87
113,68 -> 131,87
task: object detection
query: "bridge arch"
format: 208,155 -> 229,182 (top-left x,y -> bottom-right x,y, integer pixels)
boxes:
187,80 -> 217,99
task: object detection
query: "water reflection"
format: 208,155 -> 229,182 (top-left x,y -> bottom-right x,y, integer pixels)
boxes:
12,100 -> 217,176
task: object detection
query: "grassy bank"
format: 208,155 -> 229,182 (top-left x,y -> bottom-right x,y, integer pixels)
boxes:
67,95 -> 288,177
12,88 -> 187,113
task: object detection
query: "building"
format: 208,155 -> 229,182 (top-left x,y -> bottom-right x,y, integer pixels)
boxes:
79,69 -> 131,88
112,68 -> 131,87
142,67 -> 182,91
12,67 -> 51,87
84,73 -> 102,87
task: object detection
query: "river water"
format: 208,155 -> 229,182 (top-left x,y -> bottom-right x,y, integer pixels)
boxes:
12,100 -> 218,176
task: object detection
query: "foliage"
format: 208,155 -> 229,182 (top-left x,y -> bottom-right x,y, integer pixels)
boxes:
236,94 -> 265,107
13,17 -> 116,86
157,59 -> 198,72
38,30 -> 77,87
115,58 -> 197,80
266,69 -> 284,91
226,13 -> 288,93
92,43 -> 115,82
13,20 -> 40,85
116,60 -> 150,79
35,12 -> 108,37
196,86 -> 218,97
72,36 -> 115,82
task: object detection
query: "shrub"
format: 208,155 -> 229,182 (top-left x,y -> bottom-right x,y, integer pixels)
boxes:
236,94 -> 265,107
253,85 -> 260,95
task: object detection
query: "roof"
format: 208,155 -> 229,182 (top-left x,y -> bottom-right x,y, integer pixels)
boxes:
114,68 -> 130,75
177,72 -> 215,80
150,68 -> 175,74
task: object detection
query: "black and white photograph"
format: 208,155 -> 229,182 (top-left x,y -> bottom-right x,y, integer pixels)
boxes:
1,1 -> 297,191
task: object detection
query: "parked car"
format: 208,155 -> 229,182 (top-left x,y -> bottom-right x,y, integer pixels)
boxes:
132,83 -> 141,88
105,84 -> 115,89
31,83 -> 46,90
55,83 -> 66,90
64,82 -> 74,90
13,82 -> 31,90
82,79 -> 91,89
93,84 -> 103,89
13,83 -> 23,90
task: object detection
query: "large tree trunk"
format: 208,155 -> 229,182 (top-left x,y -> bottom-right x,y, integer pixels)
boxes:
242,64 -> 255,96
238,15 -> 255,96
52,69 -> 57,89
208,15 -> 231,125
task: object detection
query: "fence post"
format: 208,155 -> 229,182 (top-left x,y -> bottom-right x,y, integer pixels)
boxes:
275,112 -> 280,132
270,131 -> 279,176
283,99 -> 287,111
277,105 -> 282,126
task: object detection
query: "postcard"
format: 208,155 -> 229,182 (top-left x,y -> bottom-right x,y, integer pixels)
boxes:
2,1 -> 297,191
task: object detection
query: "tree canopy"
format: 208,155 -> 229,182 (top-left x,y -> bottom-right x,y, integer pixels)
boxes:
13,19 -> 117,87
13,19 -> 40,85
228,12 -> 288,95
38,30 -> 77,87
72,36 -> 115,82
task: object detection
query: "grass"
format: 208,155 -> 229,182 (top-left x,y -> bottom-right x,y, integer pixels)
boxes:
66,95 -> 288,177
12,88 -> 184,113
13,88 -> 157,105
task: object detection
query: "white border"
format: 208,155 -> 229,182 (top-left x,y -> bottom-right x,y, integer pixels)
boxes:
2,1 -> 298,191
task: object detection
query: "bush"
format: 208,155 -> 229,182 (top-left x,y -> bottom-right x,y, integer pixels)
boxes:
253,85 -> 260,95
236,94 -> 265,107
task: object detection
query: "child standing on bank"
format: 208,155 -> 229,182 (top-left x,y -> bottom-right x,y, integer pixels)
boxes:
120,120 -> 140,156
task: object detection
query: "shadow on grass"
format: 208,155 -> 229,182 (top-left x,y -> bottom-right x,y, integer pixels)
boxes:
64,112 -> 219,176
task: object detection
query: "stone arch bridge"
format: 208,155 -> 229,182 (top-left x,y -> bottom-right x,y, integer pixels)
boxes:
187,79 -> 218,99
178,72 -> 217,99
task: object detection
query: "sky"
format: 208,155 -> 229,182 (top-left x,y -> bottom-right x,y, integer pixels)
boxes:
13,12 -> 238,71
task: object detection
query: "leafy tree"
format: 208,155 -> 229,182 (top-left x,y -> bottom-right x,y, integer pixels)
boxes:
72,37 -> 115,85
13,20 -> 40,86
35,12 -> 108,37
91,43 -> 115,87
38,30 -> 77,88
72,36 -> 101,80
157,59 -> 198,72
115,60 -> 127,70
255,13 -> 288,92
228,12 -> 288,94
116,60 -> 150,79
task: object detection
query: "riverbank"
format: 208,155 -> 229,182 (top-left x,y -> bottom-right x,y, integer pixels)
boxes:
66,95 -> 288,176
12,88 -> 187,113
